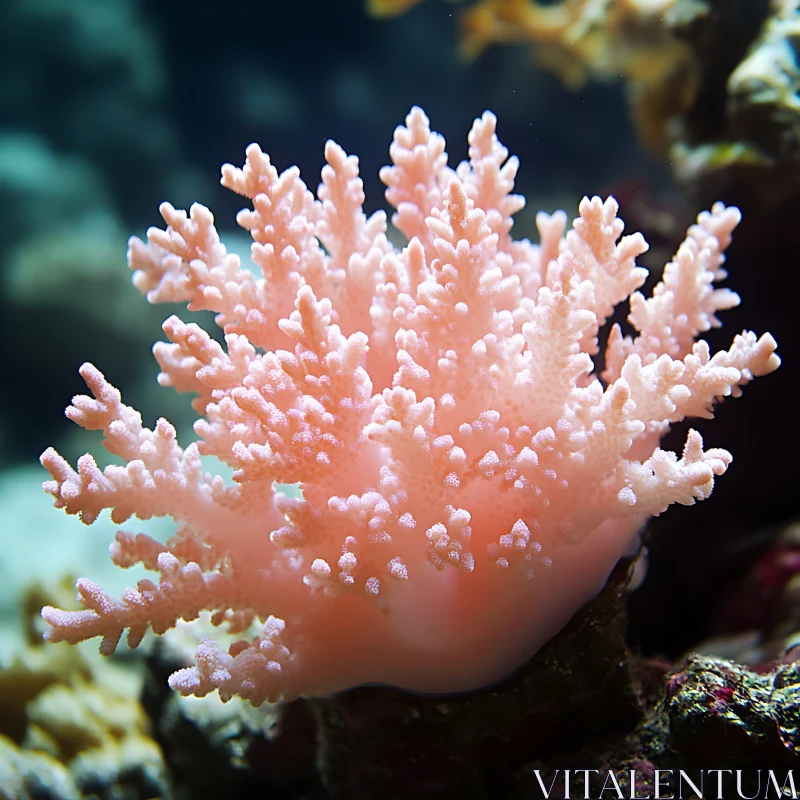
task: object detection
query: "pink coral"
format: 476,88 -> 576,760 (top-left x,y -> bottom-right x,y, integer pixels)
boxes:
41,108 -> 779,704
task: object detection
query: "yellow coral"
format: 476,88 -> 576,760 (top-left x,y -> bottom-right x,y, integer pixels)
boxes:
0,585 -> 168,797
366,0 -> 425,17
369,0 -> 699,153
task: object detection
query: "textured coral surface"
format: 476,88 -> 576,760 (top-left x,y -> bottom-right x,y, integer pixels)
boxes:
40,109 -> 778,703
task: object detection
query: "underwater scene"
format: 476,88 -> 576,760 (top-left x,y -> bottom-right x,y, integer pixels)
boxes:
0,1 -> 798,798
